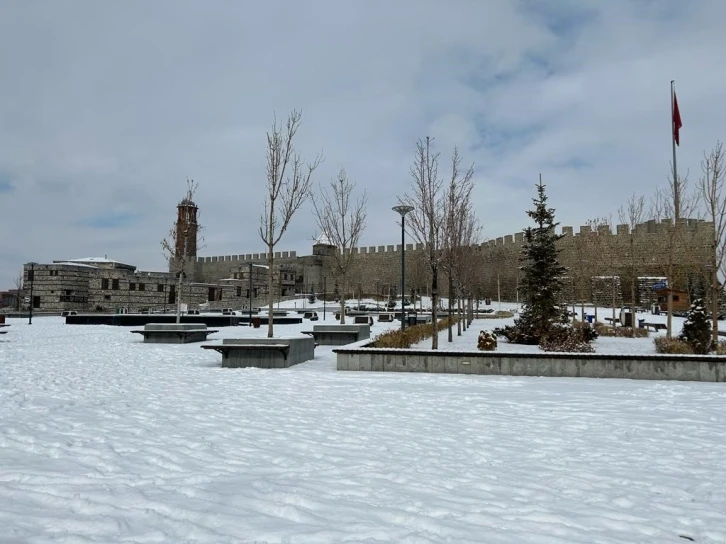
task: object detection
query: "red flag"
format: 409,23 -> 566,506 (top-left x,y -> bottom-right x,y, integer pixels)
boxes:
672,91 -> 682,146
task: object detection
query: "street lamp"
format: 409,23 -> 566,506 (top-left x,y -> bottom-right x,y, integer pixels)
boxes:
27,262 -> 37,325
392,205 -> 414,330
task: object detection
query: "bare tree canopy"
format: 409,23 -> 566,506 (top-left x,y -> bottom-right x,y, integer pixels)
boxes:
650,168 -> 701,337
399,136 -> 460,350
312,168 -> 367,323
696,140 -> 726,343
259,110 -> 322,337
442,147 -> 475,342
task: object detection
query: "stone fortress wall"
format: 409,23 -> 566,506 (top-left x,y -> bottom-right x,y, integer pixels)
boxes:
193,218 -> 714,305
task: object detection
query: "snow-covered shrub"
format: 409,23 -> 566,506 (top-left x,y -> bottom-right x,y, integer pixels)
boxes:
370,317 -> 457,348
539,323 -> 595,353
477,330 -> 497,351
716,341 -> 726,355
595,324 -> 648,338
654,337 -> 693,354
679,299 -> 713,354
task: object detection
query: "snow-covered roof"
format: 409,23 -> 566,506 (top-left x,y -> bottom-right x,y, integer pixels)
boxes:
64,257 -> 123,264
314,234 -> 335,246
53,261 -> 99,269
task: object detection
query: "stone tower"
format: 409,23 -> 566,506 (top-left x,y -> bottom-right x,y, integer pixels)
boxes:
175,194 -> 199,261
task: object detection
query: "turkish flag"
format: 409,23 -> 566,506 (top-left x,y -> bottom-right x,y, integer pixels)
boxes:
673,92 -> 682,146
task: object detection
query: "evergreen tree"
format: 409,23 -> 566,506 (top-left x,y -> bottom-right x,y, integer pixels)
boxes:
504,177 -> 567,344
679,298 -> 713,354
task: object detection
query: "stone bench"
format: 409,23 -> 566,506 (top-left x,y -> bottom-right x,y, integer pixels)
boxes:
201,337 -> 315,368
378,313 -> 394,322
303,311 -> 319,321
301,324 -> 370,346
353,315 -> 374,325
131,323 -> 218,344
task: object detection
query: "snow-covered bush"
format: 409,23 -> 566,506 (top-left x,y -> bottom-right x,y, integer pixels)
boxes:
679,299 -> 713,354
539,323 -> 595,353
477,330 -> 497,351
654,337 -> 693,354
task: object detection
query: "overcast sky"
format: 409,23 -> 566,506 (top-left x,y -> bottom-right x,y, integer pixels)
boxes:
1,0 -> 725,287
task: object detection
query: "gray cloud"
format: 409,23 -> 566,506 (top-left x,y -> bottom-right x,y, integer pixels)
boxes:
1,0 -> 725,286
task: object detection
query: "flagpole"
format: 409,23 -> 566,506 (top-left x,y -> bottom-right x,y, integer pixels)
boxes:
671,80 -> 679,220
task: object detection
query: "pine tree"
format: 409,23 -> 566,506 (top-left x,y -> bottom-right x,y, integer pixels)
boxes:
505,177 -> 567,344
679,298 -> 713,354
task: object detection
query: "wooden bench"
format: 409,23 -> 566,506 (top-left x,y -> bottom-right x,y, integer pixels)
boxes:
603,317 -> 620,326
641,322 -> 667,332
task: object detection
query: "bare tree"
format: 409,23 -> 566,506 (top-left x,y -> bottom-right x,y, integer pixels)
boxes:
12,270 -> 23,311
618,193 -> 647,309
650,168 -> 699,337
455,209 -> 482,335
161,179 -> 204,323
441,147 -> 475,343
312,168 -> 367,324
697,141 -> 726,344
259,110 -> 321,338
398,136 -> 445,349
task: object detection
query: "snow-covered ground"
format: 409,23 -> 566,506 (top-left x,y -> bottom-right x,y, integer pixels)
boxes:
1,302 -> 725,543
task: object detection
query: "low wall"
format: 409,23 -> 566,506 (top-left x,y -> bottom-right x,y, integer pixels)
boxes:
333,345 -> 726,382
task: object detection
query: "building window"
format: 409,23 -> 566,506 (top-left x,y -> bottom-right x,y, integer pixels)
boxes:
104,295 -> 111,300
139,283 -> 145,291
65,290 -> 72,296
208,287 -> 215,301
236,286 -> 242,297
112,279 -> 119,290
157,284 -> 164,292
129,283 -> 136,291
101,278 -> 109,290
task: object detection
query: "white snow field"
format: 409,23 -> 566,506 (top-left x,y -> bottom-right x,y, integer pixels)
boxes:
1,305 -> 726,543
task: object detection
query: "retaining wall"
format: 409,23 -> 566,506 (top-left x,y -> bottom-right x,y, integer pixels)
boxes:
333,345 -> 726,382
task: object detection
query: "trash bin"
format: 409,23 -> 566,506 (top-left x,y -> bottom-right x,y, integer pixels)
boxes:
586,314 -> 595,324
651,304 -> 660,315
485,298 -> 492,305
407,315 -> 418,326
0,314 -> 5,324
252,317 -> 261,328
638,318 -> 645,329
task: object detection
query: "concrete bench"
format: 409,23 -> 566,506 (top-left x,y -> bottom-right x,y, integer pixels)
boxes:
378,313 -> 394,322
641,322 -> 667,332
301,324 -> 370,346
131,323 -> 218,344
201,337 -> 315,368
353,315 -> 374,325
303,311 -> 319,321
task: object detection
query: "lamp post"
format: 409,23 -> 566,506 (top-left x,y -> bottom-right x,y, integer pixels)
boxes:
392,205 -> 414,330
27,262 -> 37,325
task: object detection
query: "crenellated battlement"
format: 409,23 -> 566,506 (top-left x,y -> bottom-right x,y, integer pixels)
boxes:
196,250 -> 298,264
481,218 -> 711,247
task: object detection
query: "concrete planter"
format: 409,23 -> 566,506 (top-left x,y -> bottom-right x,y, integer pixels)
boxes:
333,345 -> 726,382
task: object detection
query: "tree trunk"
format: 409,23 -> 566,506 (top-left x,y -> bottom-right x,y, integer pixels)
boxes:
267,249 -> 275,338
447,274 -> 453,343
176,272 -> 183,323
431,267 -> 439,350
339,277 -> 346,324
712,253 -> 719,345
